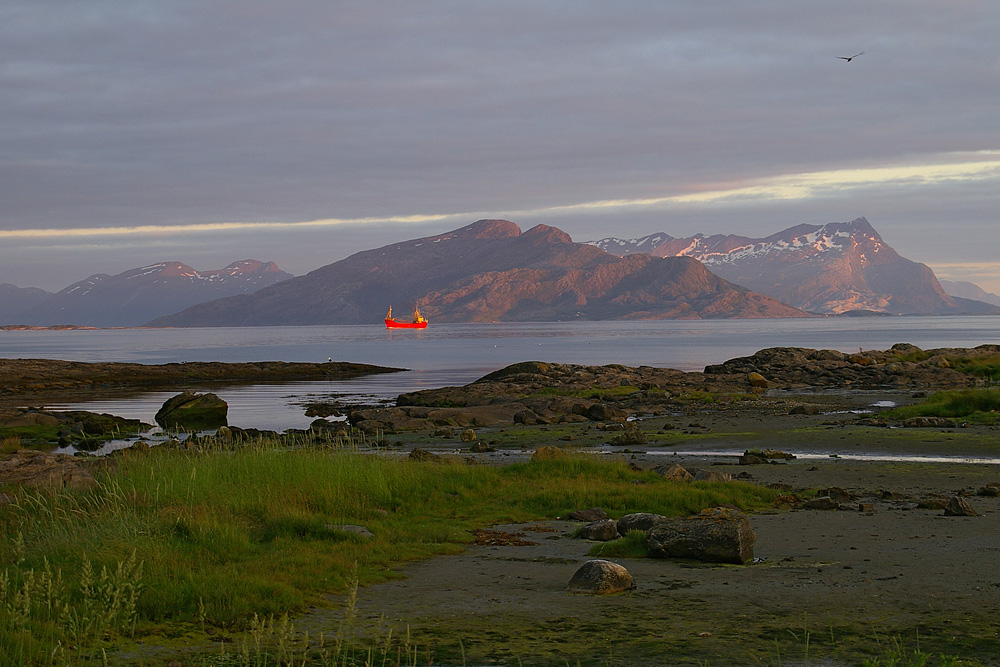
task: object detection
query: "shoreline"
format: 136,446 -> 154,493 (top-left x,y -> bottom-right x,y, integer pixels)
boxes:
3,345 -> 1000,664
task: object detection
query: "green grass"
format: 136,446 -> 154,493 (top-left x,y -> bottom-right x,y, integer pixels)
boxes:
888,347 -> 1000,382
0,446 -> 779,664
586,529 -> 649,558
884,389 -> 1000,424
941,353 -> 1000,382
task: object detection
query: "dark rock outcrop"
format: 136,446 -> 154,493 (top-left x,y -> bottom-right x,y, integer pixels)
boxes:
0,359 -> 400,403
0,450 -> 97,489
705,343 -> 998,390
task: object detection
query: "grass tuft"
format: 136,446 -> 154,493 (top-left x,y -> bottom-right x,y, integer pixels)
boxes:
885,389 -> 1000,423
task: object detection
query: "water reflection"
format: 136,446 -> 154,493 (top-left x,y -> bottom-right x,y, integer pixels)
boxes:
643,450 -> 1000,465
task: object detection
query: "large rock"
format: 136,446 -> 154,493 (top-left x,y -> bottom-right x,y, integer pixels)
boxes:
568,507 -> 608,522
616,512 -> 668,536
943,496 -> 977,517
646,506 -> 756,564
651,463 -> 694,481
154,391 -> 228,430
0,450 -> 97,490
567,559 -> 634,594
531,446 -> 567,462
587,403 -> 628,422
578,519 -> 619,541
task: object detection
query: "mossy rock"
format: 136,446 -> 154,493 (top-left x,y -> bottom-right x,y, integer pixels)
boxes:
155,391 -> 228,431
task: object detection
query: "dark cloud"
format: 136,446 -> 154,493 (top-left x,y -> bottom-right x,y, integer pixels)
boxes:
2,1 -> 999,291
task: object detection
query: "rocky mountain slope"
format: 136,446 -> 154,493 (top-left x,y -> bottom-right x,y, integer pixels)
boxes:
939,280 -> 1000,308
150,219 -> 808,326
2,260 -> 292,327
0,283 -> 51,317
590,218 -> 999,316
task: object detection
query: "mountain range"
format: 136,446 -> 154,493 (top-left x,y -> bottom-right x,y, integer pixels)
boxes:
1,260 -> 292,327
588,218 -> 999,316
3,217 -> 997,327
149,219 -> 807,326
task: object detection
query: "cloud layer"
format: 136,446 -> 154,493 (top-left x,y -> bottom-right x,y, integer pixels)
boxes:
2,1 -> 999,292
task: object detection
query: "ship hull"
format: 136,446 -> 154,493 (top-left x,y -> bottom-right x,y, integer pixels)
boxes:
384,318 -> 428,329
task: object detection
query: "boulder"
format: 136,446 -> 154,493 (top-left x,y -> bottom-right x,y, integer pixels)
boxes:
531,446 -> 567,462
977,484 -> 1000,497
155,391 -> 228,430
646,507 -> 756,564
608,427 -> 647,446
802,496 -> 840,510
513,409 -> 541,425
739,452 -> 768,465
617,512 -> 668,536
408,448 -> 440,462
693,469 -> 732,483
587,404 -> 628,422
747,372 -> 768,389
821,487 -> 853,503
578,519 -> 619,541
568,507 -> 608,522
460,428 -> 477,442
567,559 -> 634,594
943,496 -> 977,517
651,463 -> 693,481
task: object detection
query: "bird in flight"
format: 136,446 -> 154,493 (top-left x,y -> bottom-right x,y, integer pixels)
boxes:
837,51 -> 865,62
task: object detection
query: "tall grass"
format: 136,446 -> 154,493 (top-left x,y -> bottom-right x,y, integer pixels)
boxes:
885,388 -> 1000,423
0,446 -> 779,664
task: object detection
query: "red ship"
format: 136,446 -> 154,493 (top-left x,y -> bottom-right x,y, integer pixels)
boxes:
384,305 -> 428,329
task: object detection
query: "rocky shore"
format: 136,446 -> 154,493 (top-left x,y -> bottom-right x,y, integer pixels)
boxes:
0,358 -> 401,407
332,343 -> 998,436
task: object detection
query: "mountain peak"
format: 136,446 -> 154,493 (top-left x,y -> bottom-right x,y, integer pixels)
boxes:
592,218 -> 999,316
454,219 -> 522,240
522,224 -> 572,244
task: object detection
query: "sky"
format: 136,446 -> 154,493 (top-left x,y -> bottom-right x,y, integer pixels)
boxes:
2,1 -> 1000,294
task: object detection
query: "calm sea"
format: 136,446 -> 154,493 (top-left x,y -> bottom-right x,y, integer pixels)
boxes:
3,317 -> 998,431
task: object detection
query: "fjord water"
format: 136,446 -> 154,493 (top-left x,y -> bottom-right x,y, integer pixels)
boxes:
4,316 -> 998,431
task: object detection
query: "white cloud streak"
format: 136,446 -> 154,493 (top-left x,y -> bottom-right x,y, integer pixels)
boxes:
4,152 -> 998,240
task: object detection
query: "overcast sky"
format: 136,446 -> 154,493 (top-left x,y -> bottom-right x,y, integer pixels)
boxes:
3,1 -> 999,293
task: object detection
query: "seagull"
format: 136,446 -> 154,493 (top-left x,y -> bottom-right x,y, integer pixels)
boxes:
837,51 -> 865,62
